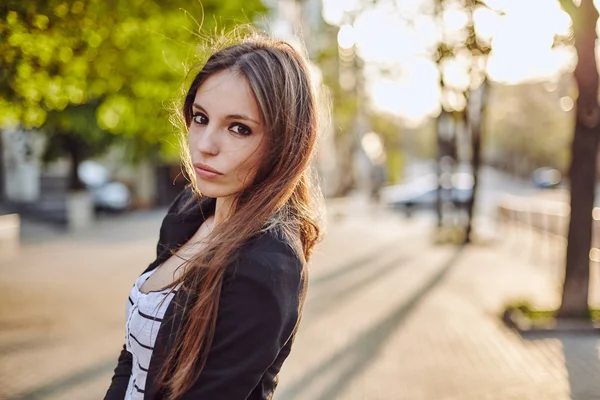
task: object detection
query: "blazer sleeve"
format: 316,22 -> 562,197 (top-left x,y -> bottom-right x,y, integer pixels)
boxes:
181,244 -> 303,399
104,186 -> 193,400
104,344 -> 134,400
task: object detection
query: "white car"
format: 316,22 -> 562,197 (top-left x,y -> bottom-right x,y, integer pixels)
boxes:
78,161 -> 132,212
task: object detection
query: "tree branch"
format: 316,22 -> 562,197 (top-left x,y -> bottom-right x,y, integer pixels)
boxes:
559,0 -> 578,20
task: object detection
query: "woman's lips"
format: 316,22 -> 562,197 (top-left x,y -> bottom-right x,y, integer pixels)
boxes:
193,163 -> 222,179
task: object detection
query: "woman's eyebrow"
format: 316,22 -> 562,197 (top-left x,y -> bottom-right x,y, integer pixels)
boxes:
192,103 -> 207,113
193,103 -> 260,125
225,114 -> 260,125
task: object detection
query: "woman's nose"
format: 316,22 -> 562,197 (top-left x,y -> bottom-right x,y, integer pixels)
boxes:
196,125 -> 219,156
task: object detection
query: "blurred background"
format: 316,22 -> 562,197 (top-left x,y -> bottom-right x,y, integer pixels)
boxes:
1,0 -> 600,399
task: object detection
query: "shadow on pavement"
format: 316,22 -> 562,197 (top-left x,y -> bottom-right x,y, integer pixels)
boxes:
6,358 -> 115,400
521,330 -> 600,400
306,252 -> 410,318
310,241 -> 406,288
0,336 -> 60,357
278,246 -> 465,400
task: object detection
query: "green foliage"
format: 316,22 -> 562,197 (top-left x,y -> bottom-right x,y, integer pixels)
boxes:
370,113 -> 401,145
0,0 -> 267,164
484,78 -> 574,175
370,113 -> 404,182
385,148 -> 404,184
504,300 -> 600,321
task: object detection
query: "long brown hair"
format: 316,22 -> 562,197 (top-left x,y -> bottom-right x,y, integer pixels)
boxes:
160,33 -> 323,398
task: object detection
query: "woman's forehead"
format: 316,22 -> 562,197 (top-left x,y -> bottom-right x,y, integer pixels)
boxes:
194,69 -> 261,120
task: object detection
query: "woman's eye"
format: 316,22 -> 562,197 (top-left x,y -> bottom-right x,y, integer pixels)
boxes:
192,113 -> 208,125
230,123 -> 252,136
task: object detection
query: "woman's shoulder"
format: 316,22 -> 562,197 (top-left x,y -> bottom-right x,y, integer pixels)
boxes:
229,226 -> 306,289
167,185 -> 195,213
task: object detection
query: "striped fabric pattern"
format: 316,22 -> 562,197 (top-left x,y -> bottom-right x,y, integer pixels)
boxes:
124,268 -> 179,400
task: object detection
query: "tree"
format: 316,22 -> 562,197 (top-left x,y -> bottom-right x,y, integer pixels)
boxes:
557,0 -> 600,319
0,0 -> 266,189
462,0 -> 490,243
433,0 -> 491,239
312,21 -> 361,196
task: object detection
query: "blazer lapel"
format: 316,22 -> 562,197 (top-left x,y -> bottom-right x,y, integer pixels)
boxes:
143,195 -> 215,399
143,196 -> 216,273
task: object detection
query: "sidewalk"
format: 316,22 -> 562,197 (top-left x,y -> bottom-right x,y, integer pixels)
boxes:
277,222 -> 600,400
0,205 -> 598,399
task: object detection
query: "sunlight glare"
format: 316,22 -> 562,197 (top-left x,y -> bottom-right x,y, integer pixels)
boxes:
441,58 -> 471,91
560,96 -> 574,112
354,6 -> 415,63
361,132 -> 386,163
321,0 -> 361,26
322,0 -> 579,123
554,9 -> 572,36
443,5 -> 469,34
414,15 -> 441,53
486,0 -> 574,83
441,89 -> 467,112
337,24 -> 356,49
473,6 -> 499,42
394,0 -> 430,19
369,58 -> 440,125
441,48 -> 471,91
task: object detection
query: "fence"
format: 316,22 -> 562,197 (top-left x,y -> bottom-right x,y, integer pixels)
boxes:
497,193 -> 600,301
497,194 -> 570,278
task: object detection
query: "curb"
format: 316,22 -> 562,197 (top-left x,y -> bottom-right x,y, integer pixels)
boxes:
502,308 -> 600,335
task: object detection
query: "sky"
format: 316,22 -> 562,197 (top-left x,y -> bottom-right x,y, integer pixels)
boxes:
321,0 -> 579,125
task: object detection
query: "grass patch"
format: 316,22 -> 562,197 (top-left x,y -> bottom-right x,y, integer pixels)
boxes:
504,300 -> 600,322
432,225 -> 465,245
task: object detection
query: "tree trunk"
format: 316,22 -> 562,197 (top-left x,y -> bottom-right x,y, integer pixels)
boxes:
436,110 -> 448,227
464,134 -> 479,243
558,0 -> 600,319
464,79 -> 487,244
0,130 -> 5,202
560,120 -> 600,318
62,135 -> 86,191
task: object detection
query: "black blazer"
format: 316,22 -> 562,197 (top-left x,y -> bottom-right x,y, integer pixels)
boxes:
104,187 -> 306,400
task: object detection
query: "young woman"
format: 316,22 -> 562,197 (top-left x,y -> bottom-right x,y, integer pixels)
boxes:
104,34 -> 322,400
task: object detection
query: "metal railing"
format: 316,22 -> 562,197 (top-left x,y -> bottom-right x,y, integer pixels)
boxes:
497,194 -> 570,277
497,193 -> 600,306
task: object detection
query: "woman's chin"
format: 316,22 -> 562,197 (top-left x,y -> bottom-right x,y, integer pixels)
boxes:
195,180 -> 229,198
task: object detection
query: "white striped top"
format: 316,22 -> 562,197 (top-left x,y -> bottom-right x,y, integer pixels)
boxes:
124,268 -> 180,400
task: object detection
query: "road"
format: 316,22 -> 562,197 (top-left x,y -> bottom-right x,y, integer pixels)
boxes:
402,161 -> 541,216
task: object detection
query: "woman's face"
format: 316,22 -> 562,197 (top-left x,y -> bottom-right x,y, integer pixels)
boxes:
188,68 -> 267,199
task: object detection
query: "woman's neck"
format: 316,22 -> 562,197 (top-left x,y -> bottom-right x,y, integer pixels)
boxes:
214,196 -> 235,227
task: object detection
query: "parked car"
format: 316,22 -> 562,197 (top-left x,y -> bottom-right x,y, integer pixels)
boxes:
532,167 -> 562,189
381,172 -> 474,217
78,161 -> 132,212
